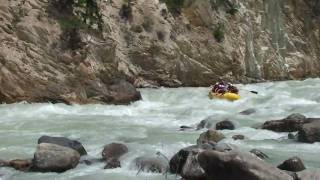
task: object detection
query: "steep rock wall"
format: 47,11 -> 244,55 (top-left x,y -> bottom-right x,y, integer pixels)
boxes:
0,0 -> 319,103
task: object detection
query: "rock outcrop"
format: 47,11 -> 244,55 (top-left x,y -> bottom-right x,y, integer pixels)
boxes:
1,0 -> 320,103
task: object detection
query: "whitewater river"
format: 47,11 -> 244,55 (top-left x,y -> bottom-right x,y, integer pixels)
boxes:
1,79 -> 320,179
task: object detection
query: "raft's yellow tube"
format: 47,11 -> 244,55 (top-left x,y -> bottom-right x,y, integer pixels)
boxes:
208,92 -> 240,101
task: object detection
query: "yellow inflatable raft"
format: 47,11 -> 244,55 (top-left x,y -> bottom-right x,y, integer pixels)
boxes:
208,92 -> 240,101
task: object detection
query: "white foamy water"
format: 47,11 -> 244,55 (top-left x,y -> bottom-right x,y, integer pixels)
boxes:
1,79 -> 320,179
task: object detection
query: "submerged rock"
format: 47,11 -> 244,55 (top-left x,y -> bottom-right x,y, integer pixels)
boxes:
9,159 -> 33,171
239,108 -> 256,115
297,120 -> 320,143
38,135 -> 87,156
33,143 -> 80,172
216,120 -> 235,130
232,134 -> 245,140
277,157 -> 306,172
134,156 -> 168,173
198,150 -> 294,180
196,118 -> 214,130
197,129 -> 225,145
261,113 -> 313,132
250,149 -> 269,160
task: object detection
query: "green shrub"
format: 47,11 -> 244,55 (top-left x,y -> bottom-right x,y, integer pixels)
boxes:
120,0 -> 132,20
142,16 -> 154,32
161,0 -> 184,15
227,4 -> 240,15
52,0 -> 103,31
213,23 -> 225,43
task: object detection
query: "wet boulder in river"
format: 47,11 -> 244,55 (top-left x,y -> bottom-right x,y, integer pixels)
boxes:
261,113 -> 313,132
38,135 -> 87,156
216,120 -> 235,130
198,150 -> 294,180
197,129 -> 225,145
277,156 -> 306,172
169,144 -> 214,175
102,143 -> 128,161
33,143 -> 80,172
297,120 -> 320,143
102,143 -> 128,169
232,134 -> 245,140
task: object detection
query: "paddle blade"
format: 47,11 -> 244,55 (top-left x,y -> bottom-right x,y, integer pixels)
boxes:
249,91 -> 258,94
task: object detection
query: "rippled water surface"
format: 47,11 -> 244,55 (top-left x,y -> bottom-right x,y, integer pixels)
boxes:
1,79 -> 320,179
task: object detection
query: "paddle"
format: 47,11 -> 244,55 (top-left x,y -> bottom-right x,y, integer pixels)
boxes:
240,89 -> 258,94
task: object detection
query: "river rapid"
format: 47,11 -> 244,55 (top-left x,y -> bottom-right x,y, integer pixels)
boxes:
1,79 -> 320,180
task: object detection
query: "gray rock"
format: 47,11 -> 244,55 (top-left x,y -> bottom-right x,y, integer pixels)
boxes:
102,143 -> 128,169
232,134 -> 245,140
298,120 -> 320,143
297,169 -> 320,180
261,113 -> 313,132
198,150 -> 294,180
197,129 -> 225,145
102,143 -> 128,161
33,143 -> 80,172
216,120 -> 235,130
38,135 -> 87,156
169,144 -> 214,175
180,153 -> 207,180
277,156 -> 306,172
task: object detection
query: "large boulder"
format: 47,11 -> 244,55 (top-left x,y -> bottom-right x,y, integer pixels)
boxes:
216,120 -> 235,130
33,143 -> 80,172
133,156 -> 168,173
197,129 -> 225,145
261,114 -> 313,132
104,80 -> 142,105
38,136 -> 87,156
169,144 -> 214,175
297,169 -> 320,180
180,153 -> 207,180
198,150 -> 294,180
297,120 -> 320,143
277,156 -> 306,172
102,143 -> 128,169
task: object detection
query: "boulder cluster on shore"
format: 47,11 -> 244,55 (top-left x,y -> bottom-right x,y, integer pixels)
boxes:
1,113 -> 320,180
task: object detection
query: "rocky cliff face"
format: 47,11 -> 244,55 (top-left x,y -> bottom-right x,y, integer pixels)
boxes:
0,0 -> 319,104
